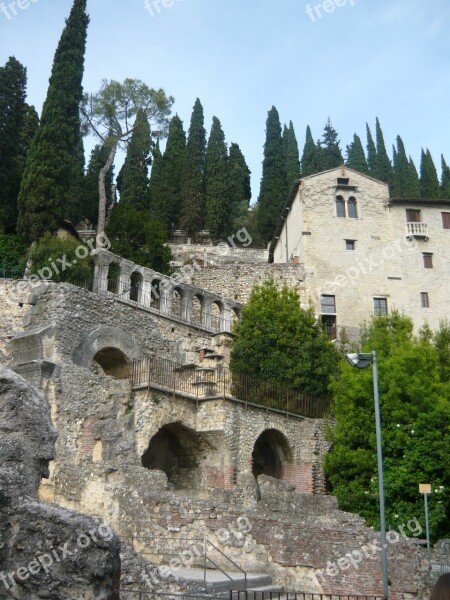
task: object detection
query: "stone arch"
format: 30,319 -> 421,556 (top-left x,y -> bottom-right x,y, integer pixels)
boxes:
150,278 -> 161,310
335,195 -> 345,218
73,326 -> 142,374
107,262 -> 121,294
92,347 -> 129,378
348,196 -> 358,218
172,287 -> 184,319
191,294 -> 204,327
231,306 -> 240,329
251,428 -> 293,479
130,271 -> 143,303
211,300 -> 223,331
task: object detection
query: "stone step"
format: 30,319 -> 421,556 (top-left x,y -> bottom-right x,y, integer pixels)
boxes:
171,567 -> 274,593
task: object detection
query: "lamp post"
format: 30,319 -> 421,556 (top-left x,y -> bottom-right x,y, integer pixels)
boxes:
419,484 -> 431,559
346,351 -> 389,600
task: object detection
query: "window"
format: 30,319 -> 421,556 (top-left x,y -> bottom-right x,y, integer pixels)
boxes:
345,240 -> 356,250
442,212 -> 450,229
321,295 -> 336,314
337,177 -> 349,186
420,292 -> 430,308
322,315 -> 337,339
406,209 -> 421,223
373,298 -> 388,316
347,197 -> 357,219
336,196 -> 345,218
423,253 -> 433,269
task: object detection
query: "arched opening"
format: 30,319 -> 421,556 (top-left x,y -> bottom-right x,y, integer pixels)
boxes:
211,301 -> 223,331
151,279 -> 161,310
336,196 -> 345,218
107,263 -> 121,294
172,287 -> 183,319
251,429 -> 293,479
141,422 -> 212,492
231,307 -> 240,330
92,347 -> 129,379
130,271 -> 143,303
348,197 -> 357,218
191,294 -> 204,327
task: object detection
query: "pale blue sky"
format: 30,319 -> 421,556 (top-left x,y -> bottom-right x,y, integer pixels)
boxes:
1,0 -> 449,200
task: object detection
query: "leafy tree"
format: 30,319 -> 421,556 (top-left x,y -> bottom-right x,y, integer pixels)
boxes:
83,143 -> 115,226
118,109 -> 151,211
373,117 -> 393,187
0,233 -> 28,274
151,114 -> 186,231
204,116 -> 229,239
346,134 -> 368,174
230,279 -> 340,396
392,136 -> 419,197
27,233 -> 93,282
107,205 -> 172,273
257,106 -> 287,244
318,118 -> 343,171
420,149 -> 440,198
441,156 -> 450,198
18,0 -> 89,241
228,142 -> 251,230
82,78 -> 173,242
301,125 -> 321,177
366,123 -> 378,176
180,98 -> 206,235
324,313 -> 450,541
283,121 -> 301,188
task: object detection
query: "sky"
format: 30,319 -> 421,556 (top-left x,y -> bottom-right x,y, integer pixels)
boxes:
1,0 -> 450,201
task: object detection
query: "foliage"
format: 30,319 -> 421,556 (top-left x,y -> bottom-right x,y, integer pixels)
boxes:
301,125 -> 321,177
18,0 -> 89,241
346,134 -> 368,174
83,143 -> 115,227
180,98 -> 207,235
27,233 -> 93,282
107,205 -> 172,273
318,118 -> 343,171
230,279 -> 340,397
257,106 -> 287,244
440,156 -> 450,199
420,148 -> 440,198
0,233 -> 29,274
373,117 -> 394,187
204,116 -> 229,239
228,142 -> 252,231
366,123 -> 378,177
324,313 -> 450,541
283,121 -> 301,187
392,136 -> 419,198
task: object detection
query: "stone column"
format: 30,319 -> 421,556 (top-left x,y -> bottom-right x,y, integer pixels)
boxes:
182,289 -> 193,324
160,278 -> 173,316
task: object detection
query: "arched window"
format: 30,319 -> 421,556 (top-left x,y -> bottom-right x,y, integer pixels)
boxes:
130,271 -> 143,303
336,196 -> 345,218
191,295 -> 204,327
107,263 -> 120,294
347,197 -> 357,219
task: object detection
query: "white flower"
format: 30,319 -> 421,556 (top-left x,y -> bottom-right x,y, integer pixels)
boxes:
411,430 -> 415,434
394,514 -> 399,519
396,424 -> 400,428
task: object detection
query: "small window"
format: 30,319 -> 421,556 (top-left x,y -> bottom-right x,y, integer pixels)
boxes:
345,240 -> 356,251
423,253 -> 433,269
336,196 -> 345,218
322,315 -> 337,339
337,178 -> 349,185
321,295 -> 336,314
406,209 -> 421,223
374,298 -> 388,316
420,292 -> 430,308
347,197 -> 357,219
442,212 -> 450,229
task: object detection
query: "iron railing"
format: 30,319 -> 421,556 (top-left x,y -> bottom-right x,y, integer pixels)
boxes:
127,354 -> 330,419
118,592 -> 227,600
231,594 -> 384,600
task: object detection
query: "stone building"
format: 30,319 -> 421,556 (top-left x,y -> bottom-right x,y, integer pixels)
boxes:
268,166 -> 450,338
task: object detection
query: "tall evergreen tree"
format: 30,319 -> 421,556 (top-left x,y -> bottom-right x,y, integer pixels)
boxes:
151,114 -> 186,232
408,157 -> 420,198
373,117 -> 393,187
318,118 -> 343,171
147,138 -> 163,212
180,98 -> 206,235
228,142 -> 251,230
366,123 -> 378,176
440,156 -> 450,199
0,57 -> 28,230
420,149 -> 440,198
83,144 -> 115,226
204,116 -> 229,240
301,126 -> 321,177
118,109 -> 151,211
346,134 -> 368,174
257,106 -> 287,243
283,121 -> 301,189
392,136 -> 414,197
17,0 -> 89,241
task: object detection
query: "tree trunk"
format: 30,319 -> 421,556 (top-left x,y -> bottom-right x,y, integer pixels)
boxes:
97,143 -> 117,247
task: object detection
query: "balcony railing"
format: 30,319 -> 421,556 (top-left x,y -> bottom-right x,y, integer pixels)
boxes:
406,222 -> 428,239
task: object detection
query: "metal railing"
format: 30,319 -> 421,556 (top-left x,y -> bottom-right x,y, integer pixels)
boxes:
440,540 -> 450,573
231,594 -> 384,600
127,354 -> 330,419
0,268 -> 25,279
118,592 -> 228,600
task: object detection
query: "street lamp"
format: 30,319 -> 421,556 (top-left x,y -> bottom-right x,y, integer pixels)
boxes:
346,351 -> 389,600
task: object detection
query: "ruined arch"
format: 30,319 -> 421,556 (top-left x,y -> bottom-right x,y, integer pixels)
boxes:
211,300 -> 223,330
130,271 -> 143,303
92,347 -> 129,378
107,262 -> 121,293
73,326 -> 142,374
251,428 -> 293,479
191,294 -> 204,327
150,278 -> 161,309
172,287 -> 184,319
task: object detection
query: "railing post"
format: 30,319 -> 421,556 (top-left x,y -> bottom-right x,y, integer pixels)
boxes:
203,539 -> 207,584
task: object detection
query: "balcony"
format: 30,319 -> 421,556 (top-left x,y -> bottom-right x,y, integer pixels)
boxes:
406,222 -> 429,240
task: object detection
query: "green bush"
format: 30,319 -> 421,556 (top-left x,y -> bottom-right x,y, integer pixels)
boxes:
0,233 -> 29,276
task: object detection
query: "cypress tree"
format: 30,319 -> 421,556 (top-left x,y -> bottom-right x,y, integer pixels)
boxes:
408,157 -> 420,198
441,156 -> 450,198
151,114 -> 186,232
228,142 -> 251,230
148,138 -> 163,212
283,121 -> 301,189
180,98 -> 206,235
373,117 -> 393,187
204,116 -> 229,240
420,149 -> 440,198
17,0 -> 89,240
83,144 -> 115,227
301,126 -> 321,177
392,136 -> 412,197
366,123 -> 378,176
118,110 -> 151,211
346,134 -> 368,174
319,118 -> 343,171
257,106 -> 287,244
